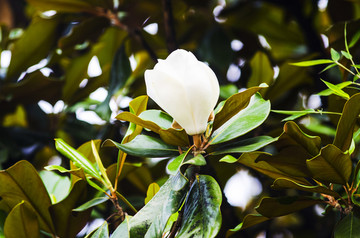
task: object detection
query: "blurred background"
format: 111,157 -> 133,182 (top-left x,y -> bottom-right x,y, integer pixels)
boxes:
1,0 -> 360,237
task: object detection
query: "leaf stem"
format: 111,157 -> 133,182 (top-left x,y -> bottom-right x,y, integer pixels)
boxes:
116,191 -> 138,214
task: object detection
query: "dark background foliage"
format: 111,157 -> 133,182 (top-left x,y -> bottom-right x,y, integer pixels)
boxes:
1,0 -> 360,237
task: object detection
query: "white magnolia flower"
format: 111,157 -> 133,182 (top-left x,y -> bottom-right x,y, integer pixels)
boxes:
144,49 -> 220,135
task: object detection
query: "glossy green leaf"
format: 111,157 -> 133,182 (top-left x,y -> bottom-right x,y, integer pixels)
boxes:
256,196 -> 322,218
210,93 -> 270,144
272,178 -> 341,198
26,0 -> 96,12
320,79 -> 350,100
39,171 -> 71,204
111,173 -> 188,237
55,139 -> 102,180
49,180 -> 91,238
87,221 -> 109,238
78,139 -> 102,164
144,183 -> 160,205
226,214 -> 269,237
331,48 -> 341,61
139,110 -> 173,129
0,160 -> 55,234
334,212 -> 360,238
213,85 -> 268,131
176,175 -> 222,238
44,165 -> 86,181
235,152 -> 311,185
6,16 -> 58,80
334,93 -> 360,151
210,136 -> 277,155
247,51 -> 274,95
105,135 -> 180,158
289,59 -> 334,67
73,197 -> 109,212
183,154 -> 207,166
341,50 -> 352,59
167,148 -> 192,176
256,121 -> 320,177
317,81 -> 352,96
271,109 -> 316,121
306,144 -> 352,185
4,201 -> 39,238
116,111 -> 189,146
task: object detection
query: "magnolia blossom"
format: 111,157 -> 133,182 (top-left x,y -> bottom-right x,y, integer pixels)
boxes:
144,49 -> 220,135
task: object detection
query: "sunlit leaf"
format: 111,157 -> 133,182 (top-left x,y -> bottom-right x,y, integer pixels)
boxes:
331,48 -> 340,61
317,81 -> 352,96
289,59 -> 334,67
210,93 -> 270,144
144,183 -> 160,205
104,135 -> 180,158
44,165 -> 86,181
4,201 -> 39,238
341,50 -> 352,59
320,79 -> 349,100
306,144 -> 352,185
167,148 -> 192,175
55,139 -> 102,180
213,85 -> 268,131
39,171 -> 71,204
176,175 -> 222,238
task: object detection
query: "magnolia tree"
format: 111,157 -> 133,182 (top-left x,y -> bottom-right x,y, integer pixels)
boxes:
2,0 -> 360,237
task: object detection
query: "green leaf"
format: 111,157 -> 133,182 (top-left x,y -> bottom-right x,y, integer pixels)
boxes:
320,79 -> 350,100
144,183 -> 160,205
213,85 -> 268,131
73,197 -> 109,212
220,84 -> 238,99
256,121 -> 320,177
210,93 -> 270,144
4,201 -> 39,238
334,93 -> 360,151
341,50 -> 352,60
334,212 -> 360,238
116,111 -> 189,146
55,138 -> 102,180
289,59 -> 334,67
226,214 -> 269,236
317,81 -> 352,96
44,165 -> 86,181
39,171 -> 71,204
331,48 -> 341,61
105,135 -> 180,158
6,16 -> 59,80
139,110 -> 173,130
306,144 -> 352,185
176,175 -> 222,238
183,154 -> 207,166
247,51 -> 274,95
167,148 -> 192,175
0,160 -> 55,234
111,173 -> 188,237
349,30 -> 360,48
210,136 -> 277,155
26,0 -> 96,12
86,221 -> 109,238
256,196 -> 322,218
49,180 -> 91,238
272,178 -> 341,198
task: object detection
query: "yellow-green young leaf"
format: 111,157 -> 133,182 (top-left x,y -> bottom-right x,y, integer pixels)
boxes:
320,79 -> 349,100
330,48 -> 340,61
289,59 -> 333,67
317,81 -> 352,96
4,201 -> 39,238
145,183 -> 160,204
91,140 -> 112,190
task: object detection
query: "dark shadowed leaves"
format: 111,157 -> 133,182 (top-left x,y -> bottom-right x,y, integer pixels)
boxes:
334,212 -> 360,238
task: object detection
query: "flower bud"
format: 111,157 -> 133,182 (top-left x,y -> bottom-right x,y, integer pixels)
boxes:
145,49 -> 220,135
